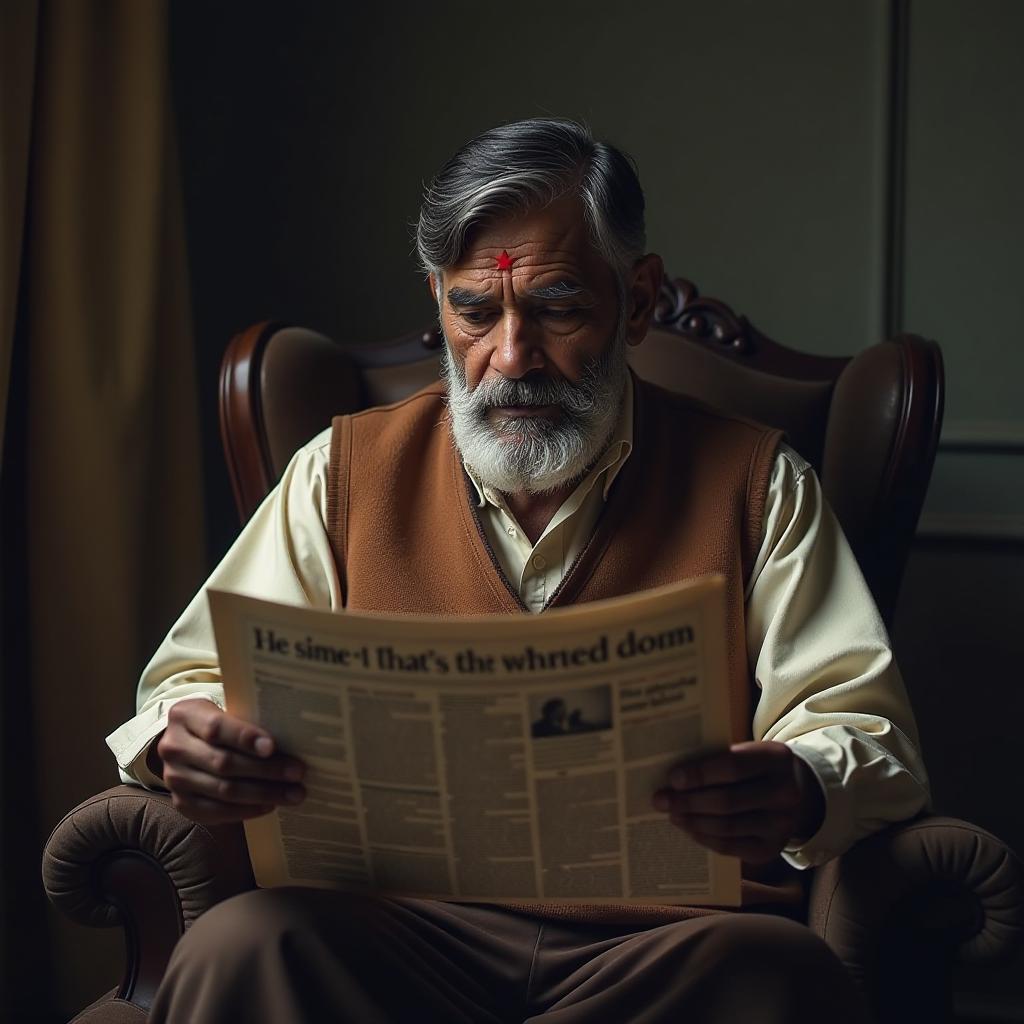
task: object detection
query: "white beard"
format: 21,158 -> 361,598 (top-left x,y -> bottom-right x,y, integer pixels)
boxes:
441,325 -> 628,495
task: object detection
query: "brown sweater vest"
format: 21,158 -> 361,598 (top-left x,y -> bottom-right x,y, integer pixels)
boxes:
326,376 -> 805,924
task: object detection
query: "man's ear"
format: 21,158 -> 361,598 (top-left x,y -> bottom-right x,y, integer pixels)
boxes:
624,254 -> 664,347
428,273 -> 442,305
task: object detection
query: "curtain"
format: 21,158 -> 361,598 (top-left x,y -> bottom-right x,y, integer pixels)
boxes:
1,1 -> 205,1017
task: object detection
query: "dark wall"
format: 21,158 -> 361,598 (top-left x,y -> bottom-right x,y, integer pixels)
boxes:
169,0 -> 896,558
166,2 -> 1023,1017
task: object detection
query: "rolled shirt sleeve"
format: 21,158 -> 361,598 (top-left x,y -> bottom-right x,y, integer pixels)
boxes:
746,445 -> 932,869
105,428 -> 340,787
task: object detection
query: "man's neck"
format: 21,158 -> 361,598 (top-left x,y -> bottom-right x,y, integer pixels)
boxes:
502,482 -> 577,545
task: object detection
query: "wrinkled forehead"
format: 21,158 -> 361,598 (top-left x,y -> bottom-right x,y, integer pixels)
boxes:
444,196 -> 615,292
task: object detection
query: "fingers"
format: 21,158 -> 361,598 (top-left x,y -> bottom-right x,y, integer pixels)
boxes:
162,760 -> 305,808
666,740 -> 793,791
652,772 -> 795,817
158,700 -> 307,826
651,742 -> 802,862
662,802 -> 793,863
667,808 -> 784,839
168,699 -> 275,758
169,790 -> 277,826
167,728 -> 304,783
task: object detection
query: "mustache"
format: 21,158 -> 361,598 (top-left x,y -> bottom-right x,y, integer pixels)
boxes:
474,374 -> 595,413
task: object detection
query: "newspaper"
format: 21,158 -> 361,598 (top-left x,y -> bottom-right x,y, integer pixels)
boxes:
209,575 -> 741,907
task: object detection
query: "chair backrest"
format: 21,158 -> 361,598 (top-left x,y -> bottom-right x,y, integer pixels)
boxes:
219,277 -> 943,626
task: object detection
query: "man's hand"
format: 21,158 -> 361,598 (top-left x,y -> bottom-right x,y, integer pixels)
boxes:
153,699 -> 306,825
652,741 -> 824,863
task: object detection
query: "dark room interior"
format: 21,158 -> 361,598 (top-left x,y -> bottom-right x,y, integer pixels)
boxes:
1,1 -> 1022,1021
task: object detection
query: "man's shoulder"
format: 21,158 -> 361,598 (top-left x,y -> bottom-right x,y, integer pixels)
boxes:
327,381 -> 450,470
292,383 -> 448,470
301,426 -> 334,456
344,381 -> 448,426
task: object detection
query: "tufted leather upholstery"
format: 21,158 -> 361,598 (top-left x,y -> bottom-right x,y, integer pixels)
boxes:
43,787 -> 253,1016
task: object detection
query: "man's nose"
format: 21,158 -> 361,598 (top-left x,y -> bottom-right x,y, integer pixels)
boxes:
490,313 -> 545,379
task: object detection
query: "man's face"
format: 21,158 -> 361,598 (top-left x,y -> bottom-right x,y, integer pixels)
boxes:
435,196 -> 640,495
438,194 -> 623,398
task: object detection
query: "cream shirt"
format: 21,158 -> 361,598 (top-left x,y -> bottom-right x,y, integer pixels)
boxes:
106,387 -> 931,871
468,376 -> 635,614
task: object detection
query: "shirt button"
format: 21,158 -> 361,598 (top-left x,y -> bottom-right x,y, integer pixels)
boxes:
532,555 -> 547,570
507,526 -> 517,537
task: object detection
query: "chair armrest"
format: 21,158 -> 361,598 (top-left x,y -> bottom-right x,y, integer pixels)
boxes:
42,785 -> 255,1009
807,815 -> 1023,1018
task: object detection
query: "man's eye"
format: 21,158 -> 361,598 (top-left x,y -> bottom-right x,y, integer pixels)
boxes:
539,307 -> 581,320
459,310 -> 495,325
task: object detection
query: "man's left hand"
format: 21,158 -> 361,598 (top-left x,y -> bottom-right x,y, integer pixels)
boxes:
652,741 -> 824,863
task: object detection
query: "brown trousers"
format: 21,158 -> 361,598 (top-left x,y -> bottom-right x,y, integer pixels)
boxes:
149,889 -> 871,1023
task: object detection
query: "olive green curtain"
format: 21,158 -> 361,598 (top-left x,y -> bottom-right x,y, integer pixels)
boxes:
1,1 -> 205,1016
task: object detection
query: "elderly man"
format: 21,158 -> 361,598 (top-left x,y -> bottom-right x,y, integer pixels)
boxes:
107,118 -> 929,1023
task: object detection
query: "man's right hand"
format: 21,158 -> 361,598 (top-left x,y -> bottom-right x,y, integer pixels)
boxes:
153,699 -> 306,825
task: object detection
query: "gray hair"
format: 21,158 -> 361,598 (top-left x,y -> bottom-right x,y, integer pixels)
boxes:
416,118 -> 646,285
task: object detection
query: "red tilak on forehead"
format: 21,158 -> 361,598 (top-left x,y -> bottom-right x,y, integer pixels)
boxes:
495,250 -> 514,271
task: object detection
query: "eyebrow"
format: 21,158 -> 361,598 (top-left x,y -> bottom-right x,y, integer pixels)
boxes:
447,287 -> 492,307
524,281 -> 591,302
446,281 -> 593,307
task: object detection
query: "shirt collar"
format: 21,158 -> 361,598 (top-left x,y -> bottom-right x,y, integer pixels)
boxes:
464,373 -> 635,509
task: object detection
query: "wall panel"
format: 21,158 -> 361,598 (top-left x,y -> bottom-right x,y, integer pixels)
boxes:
902,0 -> 1024,538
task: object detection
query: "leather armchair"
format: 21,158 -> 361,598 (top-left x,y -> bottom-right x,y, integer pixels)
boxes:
43,278 -> 1023,1022
45,790 -> 1023,1022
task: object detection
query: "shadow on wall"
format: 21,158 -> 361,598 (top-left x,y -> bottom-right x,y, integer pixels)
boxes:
893,538 -> 1024,862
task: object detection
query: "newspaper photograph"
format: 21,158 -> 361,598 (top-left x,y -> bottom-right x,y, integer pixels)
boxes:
209,575 -> 741,906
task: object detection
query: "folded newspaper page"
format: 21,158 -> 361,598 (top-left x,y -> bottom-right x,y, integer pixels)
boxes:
209,575 -> 741,906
